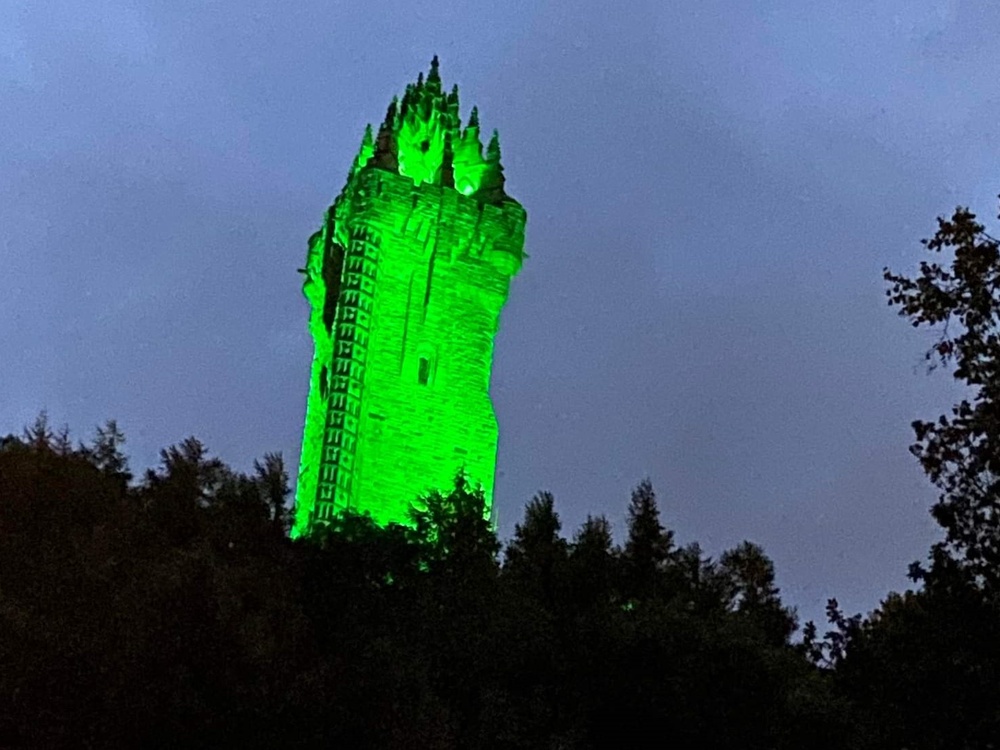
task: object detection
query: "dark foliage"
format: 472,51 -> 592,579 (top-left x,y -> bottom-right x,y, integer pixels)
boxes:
798,195 -> 1000,750
884,201 -> 1000,593
0,421 -> 851,748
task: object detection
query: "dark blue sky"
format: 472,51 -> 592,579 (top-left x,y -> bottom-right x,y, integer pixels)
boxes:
3,0 -> 996,628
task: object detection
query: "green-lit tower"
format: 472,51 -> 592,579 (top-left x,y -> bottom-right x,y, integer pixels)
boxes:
293,57 -> 526,537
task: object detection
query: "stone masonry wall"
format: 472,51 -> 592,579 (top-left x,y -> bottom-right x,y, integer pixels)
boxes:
318,167 -> 524,525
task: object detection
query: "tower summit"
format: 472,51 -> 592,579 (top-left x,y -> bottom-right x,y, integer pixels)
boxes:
293,58 -> 527,536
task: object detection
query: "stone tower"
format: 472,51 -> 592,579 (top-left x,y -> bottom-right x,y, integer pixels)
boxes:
292,57 -> 526,536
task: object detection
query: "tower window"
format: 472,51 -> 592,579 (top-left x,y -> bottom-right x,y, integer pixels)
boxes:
418,357 -> 430,385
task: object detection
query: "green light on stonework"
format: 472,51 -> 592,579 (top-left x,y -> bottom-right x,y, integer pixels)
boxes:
293,225 -> 335,537
351,58 -> 490,193
293,56 -> 524,538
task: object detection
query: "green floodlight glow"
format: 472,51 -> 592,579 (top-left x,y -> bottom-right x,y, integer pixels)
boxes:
292,56 -> 527,537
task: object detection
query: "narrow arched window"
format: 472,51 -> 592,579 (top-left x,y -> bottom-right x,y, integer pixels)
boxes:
418,357 -> 430,385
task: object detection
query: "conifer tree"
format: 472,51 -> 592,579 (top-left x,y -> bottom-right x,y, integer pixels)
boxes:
622,479 -> 674,602
84,419 -> 131,482
718,540 -> 798,645
504,491 -> 569,607
568,514 -> 618,609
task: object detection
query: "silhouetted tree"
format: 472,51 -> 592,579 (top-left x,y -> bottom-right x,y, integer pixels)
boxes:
82,419 -> 132,485
717,540 -> 798,645
504,491 -> 568,608
21,410 -> 54,449
567,514 -> 619,612
823,199 -> 1000,748
254,451 -> 290,534
408,472 -> 500,577
622,479 -> 675,602
884,200 -> 1000,593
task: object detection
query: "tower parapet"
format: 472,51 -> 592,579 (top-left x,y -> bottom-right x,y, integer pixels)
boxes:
294,58 -> 526,536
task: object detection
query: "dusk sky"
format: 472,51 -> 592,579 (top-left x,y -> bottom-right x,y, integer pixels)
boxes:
3,0 -> 997,629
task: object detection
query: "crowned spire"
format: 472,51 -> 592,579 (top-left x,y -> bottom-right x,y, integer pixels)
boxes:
486,129 -> 501,164
382,96 -> 398,130
347,59 -> 509,200
427,54 -> 441,93
479,129 -> 505,199
446,83 -> 460,131
400,83 -> 415,119
371,99 -> 399,171
461,106 -> 482,157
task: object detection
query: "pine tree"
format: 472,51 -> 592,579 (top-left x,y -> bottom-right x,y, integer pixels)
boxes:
718,540 -> 798,644
568,514 -> 618,610
504,491 -> 569,607
84,419 -> 131,482
622,479 -> 674,602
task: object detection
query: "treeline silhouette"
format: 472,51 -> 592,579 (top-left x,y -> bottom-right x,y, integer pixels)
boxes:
0,417 -> 813,748
0,414 -> 996,749
6,201 -> 1000,748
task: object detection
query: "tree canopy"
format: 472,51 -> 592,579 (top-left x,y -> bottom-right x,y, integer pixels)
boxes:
0,420 -> 849,748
